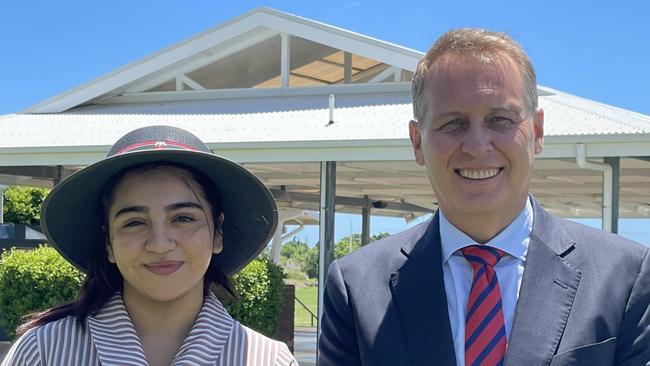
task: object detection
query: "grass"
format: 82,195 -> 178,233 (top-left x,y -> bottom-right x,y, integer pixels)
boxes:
294,286 -> 318,327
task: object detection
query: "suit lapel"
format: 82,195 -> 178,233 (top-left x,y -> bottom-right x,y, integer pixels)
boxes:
505,199 -> 582,366
390,214 -> 456,366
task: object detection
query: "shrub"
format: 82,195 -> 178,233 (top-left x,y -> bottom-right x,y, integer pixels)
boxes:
220,257 -> 285,337
2,186 -> 50,225
0,246 -> 286,339
0,246 -> 84,339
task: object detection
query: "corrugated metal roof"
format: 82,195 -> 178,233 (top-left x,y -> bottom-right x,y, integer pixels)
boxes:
1,89 -> 649,149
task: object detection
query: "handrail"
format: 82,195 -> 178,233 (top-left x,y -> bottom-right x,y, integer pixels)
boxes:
295,295 -> 318,327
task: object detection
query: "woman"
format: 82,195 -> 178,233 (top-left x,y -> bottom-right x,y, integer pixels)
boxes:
2,125 -> 298,366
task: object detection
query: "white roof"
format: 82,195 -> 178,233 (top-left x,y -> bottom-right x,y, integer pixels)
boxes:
1,85 -> 649,166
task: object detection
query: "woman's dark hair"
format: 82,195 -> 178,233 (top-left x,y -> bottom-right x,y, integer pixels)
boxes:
17,162 -> 236,336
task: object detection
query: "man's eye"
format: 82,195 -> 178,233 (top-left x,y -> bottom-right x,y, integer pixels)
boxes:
438,119 -> 464,131
490,116 -> 514,125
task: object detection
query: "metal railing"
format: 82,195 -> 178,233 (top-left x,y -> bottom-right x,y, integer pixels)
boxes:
295,295 -> 318,327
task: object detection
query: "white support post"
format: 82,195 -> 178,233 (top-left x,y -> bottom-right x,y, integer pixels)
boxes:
281,33 -> 290,87
175,76 -> 183,91
270,224 -> 284,264
575,143 -> 613,232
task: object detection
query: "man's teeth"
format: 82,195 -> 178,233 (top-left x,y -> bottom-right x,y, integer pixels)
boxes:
458,168 -> 500,180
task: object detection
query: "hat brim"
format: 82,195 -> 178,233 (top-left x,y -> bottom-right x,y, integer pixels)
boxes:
41,149 -> 277,275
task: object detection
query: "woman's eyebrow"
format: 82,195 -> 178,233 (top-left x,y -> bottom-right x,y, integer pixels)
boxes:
113,206 -> 147,219
166,202 -> 204,211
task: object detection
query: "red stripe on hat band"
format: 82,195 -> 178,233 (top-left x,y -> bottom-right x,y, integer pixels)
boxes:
114,140 -> 201,155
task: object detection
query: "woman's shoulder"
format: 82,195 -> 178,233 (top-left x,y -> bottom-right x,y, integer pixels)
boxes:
239,324 -> 298,366
1,327 -> 40,365
1,316 -> 88,366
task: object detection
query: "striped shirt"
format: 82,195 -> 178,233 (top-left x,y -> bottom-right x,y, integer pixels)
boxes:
1,293 -> 297,366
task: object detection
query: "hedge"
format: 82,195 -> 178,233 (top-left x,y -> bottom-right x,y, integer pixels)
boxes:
0,246 -> 285,340
0,246 -> 83,339
223,256 -> 285,337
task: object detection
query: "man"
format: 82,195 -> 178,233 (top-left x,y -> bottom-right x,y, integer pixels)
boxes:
319,28 -> 650,366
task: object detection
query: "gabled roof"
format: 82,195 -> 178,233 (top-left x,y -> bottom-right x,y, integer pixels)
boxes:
25,7 -> 422,114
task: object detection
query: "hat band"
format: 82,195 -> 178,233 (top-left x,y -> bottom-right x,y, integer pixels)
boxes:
113,140 -> 201,155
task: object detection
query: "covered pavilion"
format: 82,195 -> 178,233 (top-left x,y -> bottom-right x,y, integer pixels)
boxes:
1,7 -> 649,347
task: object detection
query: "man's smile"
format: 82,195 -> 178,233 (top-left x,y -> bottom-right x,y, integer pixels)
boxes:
455,167 -> 504,180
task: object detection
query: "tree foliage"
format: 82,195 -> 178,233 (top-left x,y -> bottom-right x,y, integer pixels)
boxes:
2,186 -> 49,225
302,232 -> 392,278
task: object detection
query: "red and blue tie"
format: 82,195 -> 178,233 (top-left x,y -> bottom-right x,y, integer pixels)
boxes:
461,245 -> 507,366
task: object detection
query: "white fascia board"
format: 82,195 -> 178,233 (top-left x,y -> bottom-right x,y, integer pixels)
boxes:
102,82 -> 412,104
2,133 -> 648,166
24,13 -> 269,113
254,12 -> 422,71
539,134 -> 650,158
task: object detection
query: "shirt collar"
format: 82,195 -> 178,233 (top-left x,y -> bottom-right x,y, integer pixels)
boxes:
88,292 -> 233,366
440,197 -> 533,263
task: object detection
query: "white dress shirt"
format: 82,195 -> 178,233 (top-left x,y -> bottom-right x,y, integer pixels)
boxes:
439,198 -> 533,366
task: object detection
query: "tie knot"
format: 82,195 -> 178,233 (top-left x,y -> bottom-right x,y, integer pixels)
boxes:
461,245 -> 505,267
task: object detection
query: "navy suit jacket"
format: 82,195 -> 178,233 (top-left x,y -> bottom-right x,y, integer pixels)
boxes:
319,199 -> 650,365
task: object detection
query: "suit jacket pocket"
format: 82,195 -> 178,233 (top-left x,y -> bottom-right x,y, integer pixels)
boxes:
549,337 -> 616,366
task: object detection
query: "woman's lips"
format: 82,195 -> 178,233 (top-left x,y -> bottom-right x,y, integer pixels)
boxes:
144,261 -> 183,275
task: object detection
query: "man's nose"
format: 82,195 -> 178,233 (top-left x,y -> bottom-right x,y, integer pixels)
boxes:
145,224 -> 175,253
461,121 -> 494,157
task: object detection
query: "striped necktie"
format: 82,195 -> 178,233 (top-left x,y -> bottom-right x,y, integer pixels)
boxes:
461,245 -> 507,366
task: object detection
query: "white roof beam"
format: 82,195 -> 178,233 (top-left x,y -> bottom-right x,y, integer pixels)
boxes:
104,82 -> 411,104
127,28 -> 279,93
179,75 -> 206,90
368,66 -> 399,83
254,11 -> 420,70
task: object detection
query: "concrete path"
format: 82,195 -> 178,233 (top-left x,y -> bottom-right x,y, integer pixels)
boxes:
0,342 -> 10,361
294,327 -> 317,366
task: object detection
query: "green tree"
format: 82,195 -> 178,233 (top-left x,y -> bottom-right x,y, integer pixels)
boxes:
304,244 -> 319,279
303,232 -> 392,279
2,186 -> 50,225
280,238 -> 309,261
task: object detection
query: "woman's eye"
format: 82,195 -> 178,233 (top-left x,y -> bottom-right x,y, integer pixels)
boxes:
123,220 -> 144,228
174,215 -> 195,223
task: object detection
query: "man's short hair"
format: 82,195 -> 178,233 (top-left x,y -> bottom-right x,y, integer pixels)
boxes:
411,28 -> 538,125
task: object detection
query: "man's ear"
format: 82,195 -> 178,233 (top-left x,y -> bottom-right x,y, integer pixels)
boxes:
409,120 -> 426,166
533,108 -> 544,155
213,212 -> 225,254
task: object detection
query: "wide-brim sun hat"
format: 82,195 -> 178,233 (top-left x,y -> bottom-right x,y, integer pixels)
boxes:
41,125 -> 277,275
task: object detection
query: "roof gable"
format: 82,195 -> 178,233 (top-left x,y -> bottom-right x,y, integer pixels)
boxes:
25,7 -> 422,113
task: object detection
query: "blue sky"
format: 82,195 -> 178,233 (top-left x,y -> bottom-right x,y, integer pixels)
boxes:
2,1 -> 649,244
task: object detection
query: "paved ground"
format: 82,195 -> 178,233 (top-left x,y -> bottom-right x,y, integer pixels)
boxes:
294,327 -> 317,366
1,329 -> 317,364
0,342 -> 10,360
